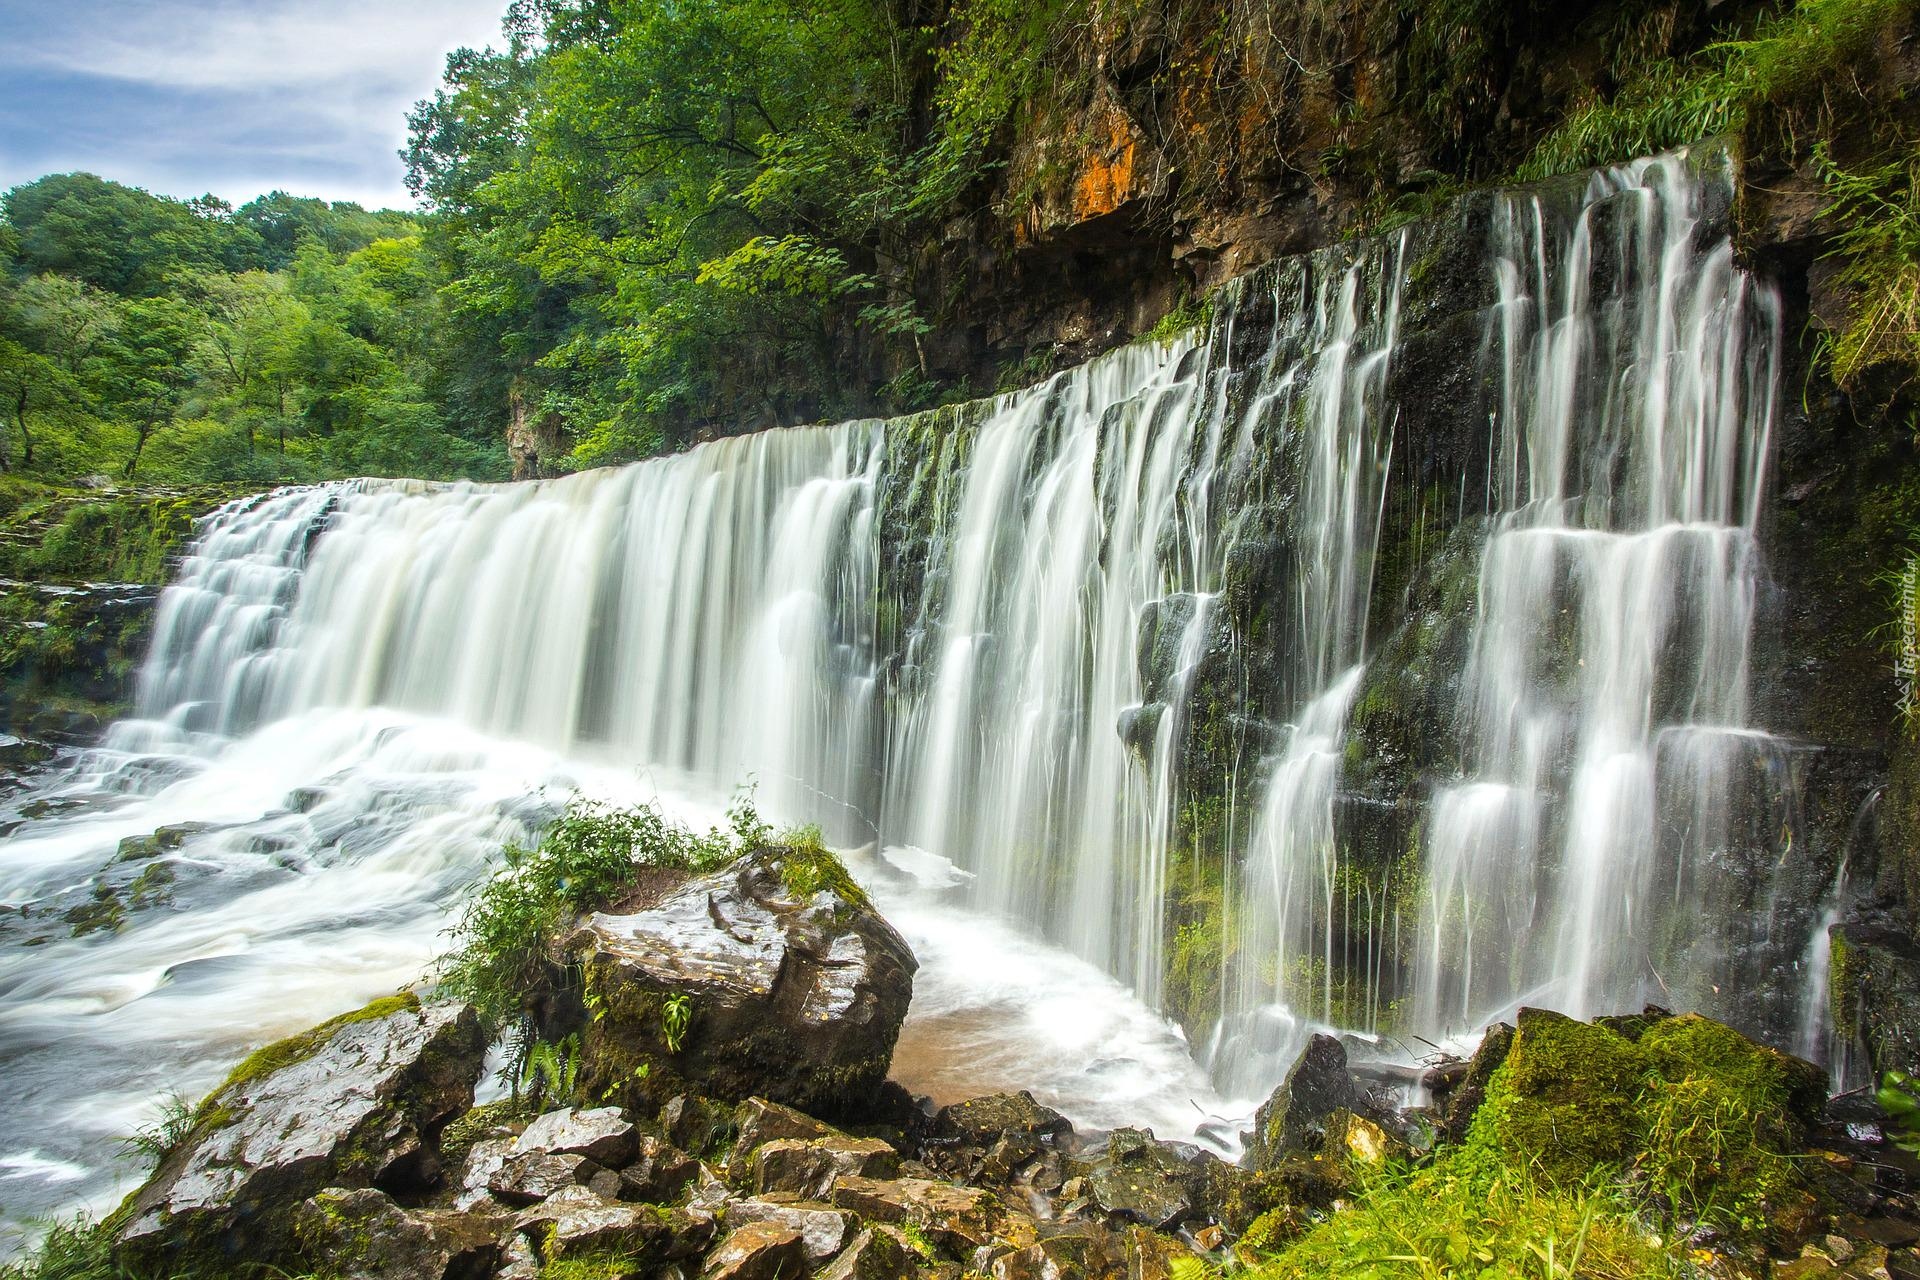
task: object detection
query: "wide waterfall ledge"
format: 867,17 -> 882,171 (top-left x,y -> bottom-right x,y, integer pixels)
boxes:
0,148 -> 1850,1240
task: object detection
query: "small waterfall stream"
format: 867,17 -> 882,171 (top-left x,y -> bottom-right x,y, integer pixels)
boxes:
0,149 -> 1825,1235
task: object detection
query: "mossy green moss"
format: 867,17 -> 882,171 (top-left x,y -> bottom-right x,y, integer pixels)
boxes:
1466,1008 -> 1820,1240
772,836 -> 868,910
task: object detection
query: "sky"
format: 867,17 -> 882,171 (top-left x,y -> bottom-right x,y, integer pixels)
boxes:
0,0 -> 510,211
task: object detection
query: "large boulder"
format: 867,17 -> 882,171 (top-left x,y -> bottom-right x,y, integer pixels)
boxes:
114,994 -> 485,1269
565,845 -> 916,1119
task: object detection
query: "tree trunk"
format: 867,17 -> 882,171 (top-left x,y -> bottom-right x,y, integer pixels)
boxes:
124,422 -> 152,479
14,382 -> 32,466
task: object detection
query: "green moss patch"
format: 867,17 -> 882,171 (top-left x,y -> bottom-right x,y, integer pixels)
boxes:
1466,1008 -> 1822,1240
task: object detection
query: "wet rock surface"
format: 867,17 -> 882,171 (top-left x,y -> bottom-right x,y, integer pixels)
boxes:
563,846 -> 918,1119
115,994 -> 485,1265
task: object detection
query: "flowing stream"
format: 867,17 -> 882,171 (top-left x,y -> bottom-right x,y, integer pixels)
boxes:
0,149 -> 1820,1234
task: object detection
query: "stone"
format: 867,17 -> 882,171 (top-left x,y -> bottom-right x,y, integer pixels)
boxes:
515,1185 -> 669,1259
815,1226 -> 920,1280
1326,1110 -> 1405,1166
753,1135 -> 900,1197
988,1228 -> 1125,1280
1245,1034 -> 1363,1169
725,1096 -> 842,1172
514,1106 -> 639,1167
663,1094 -> 732,1156
454,1135 -> 516,1210
620,1135 -> 702,1202
1440,1022 -> 1514,1143
724,1197 -> 859,1260
1083,1128 -> 1204,1230
702,1220 -> 810,1280
564,847 -> 917,1119
115,995 -> 485,1267
931,1092 -> 1072,1146
489,1151 -> 598,1205
831,1175 -> 1033,1255
496,1233 -> 539,1280
292,1187 -> 503,1280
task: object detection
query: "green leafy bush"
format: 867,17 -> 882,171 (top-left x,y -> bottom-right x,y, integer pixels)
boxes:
435,795 -> 766,1034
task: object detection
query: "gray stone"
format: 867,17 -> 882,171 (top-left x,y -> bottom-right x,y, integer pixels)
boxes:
489,1151 -> 598,1205
454,1135 -> 516,1210
1084,1128 -> 1201,1230
725,1096 -> 841,1172
619,1135 -> 701,1202
1245,1034 -> 1363,1169
115,996 -> 485,1266
292,1187 -> 504,1280
931,1092 -> 1071,1146
725,1198 -> 859,1261
565,847 -> 917,1119
752,1135 -> 899,1198
701,1220 -> 809,1280
816,1227 -> 921,1280
514,1106 -> 638,1167
515,1185 -> 668,1259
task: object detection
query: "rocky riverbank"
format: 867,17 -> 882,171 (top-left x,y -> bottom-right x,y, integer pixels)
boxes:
20,840 -> 1915,1280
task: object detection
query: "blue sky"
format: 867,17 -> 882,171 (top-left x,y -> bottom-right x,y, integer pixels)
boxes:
0,0 -> 508,210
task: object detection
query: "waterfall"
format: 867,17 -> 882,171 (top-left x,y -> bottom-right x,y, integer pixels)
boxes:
0,147 -> 1820,1236
1409,154 -> 1779,1037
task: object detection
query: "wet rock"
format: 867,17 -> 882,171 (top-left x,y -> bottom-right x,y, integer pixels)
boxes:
293,1187 -> 504,1280
495,1233 -> 539,1280
514,1106 -> 638,1167
753,1134 -> 900,1197
489,1151 -> 599,1205
725,1198 -> 859,1260
1325,1110 -> 1405,1165
933,1092 -> 1072,1146
455,1136 -> 516,1210
1084,1129 -> 1205,1230
816,1226 -> 920,1280
831,1175 -> 1034,1255
702,1219 -> 810,1280
116,995 -> 484,1266
619,1135 -> 701,1202
515,1185 -> 669,1259
726,1096 -> 841,1171
565,847 -> 917,1119
989,1227 -> 1127,1280
663,1093 -> 734,1157
1245,1034 -> 1364,1168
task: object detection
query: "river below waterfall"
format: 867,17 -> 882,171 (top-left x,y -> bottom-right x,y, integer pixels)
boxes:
1,147 -> 1838,1244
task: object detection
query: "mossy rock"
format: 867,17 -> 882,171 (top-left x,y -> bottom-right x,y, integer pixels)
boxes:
1468,1008 -> 1646,1183
1467,1007 -> 1825,1242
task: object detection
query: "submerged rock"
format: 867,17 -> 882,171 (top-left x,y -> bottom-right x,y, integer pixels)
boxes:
115,993 -> 484,1267
565,846 -> 916,1119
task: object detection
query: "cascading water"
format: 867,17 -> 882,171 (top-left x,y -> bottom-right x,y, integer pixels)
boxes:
0,147 -> 1830,1240
1408,154 -> 1779,1037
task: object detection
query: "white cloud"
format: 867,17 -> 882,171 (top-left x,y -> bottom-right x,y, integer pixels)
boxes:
15,0 -> 505,93
0,0 -> 511,207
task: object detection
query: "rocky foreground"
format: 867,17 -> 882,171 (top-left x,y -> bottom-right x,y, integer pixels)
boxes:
65,848 -> 1920,1279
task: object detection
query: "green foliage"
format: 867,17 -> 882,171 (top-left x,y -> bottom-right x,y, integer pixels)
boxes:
660,993 -> 694,1054
117,1092 -> 198,1167
435,794 -> 766,1034
1242,1147 -> 1691,1279
1518,0 -> 1915,181
521,1033 -> 583,1107
1879,1070 -> 1920,1153
772,824 -> 868,908
1,172 -> 507,485
0,1215 -> 123,1280
1816,142 -> 1920,392
1465,1011 -> 1815,1239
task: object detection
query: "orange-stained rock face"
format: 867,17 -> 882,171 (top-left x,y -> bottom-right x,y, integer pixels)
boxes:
1071,110 -> 1142,221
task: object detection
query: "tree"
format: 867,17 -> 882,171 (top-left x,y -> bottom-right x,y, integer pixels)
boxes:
92,297 -> 204,476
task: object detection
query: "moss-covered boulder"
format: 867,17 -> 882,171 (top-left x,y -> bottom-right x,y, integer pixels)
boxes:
563,844 -> 916,1120
1466,1007 -> 1826,1241
113,993 -> 485,1270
